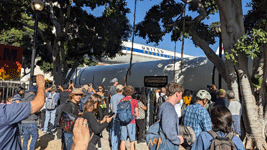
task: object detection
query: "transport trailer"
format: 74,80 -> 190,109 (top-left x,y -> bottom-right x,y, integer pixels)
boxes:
67,56 -> 228,92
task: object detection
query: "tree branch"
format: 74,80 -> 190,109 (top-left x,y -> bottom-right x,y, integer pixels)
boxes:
189,28 -> 227,81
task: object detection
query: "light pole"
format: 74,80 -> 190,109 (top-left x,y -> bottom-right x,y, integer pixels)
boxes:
30,0 -> 44,86
216,24 -> 222,89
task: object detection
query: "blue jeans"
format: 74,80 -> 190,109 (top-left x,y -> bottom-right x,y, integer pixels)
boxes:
110,119 -> 121,150
44,109 -> 56,133
232,115 -> 241,136
63,132 -> 73,150
121,123 -> 136,142
18,122 -> 24,136
22,122 -> 39,150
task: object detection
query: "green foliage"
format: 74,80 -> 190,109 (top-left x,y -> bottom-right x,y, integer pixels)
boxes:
38,61 -> 53,73
251,74 -> 262,89
244,0 -> 267,32
38,56 -> 97,73
136,0 -> 218,45
226,29 -> 267,62
0,0 -> 131,82
0,13 -> 48,70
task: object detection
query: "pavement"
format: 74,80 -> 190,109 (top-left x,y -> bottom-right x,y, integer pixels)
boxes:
99,129 -> 148,150
25,129 -> 185,150
29,128 -> 148,150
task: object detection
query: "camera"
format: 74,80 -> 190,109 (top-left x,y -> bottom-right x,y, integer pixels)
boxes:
108,112 -> 115,117
32,75 -> 36,83
207,85 -> 212,89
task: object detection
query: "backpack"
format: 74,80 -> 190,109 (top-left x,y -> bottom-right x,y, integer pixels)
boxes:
158,94 -> 167,105
156,94 -> 167,114
45,93 -> 57,110
117,98 -> 133,125
55,100 -> 75,127
59,111 -> 77,132
147,106 -> 179,150
207,130 -> 236,150
179,125 -> 196,148
79,93 -> 91,112
146,121 -> 169,150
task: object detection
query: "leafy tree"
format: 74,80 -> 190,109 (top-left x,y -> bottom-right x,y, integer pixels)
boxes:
0,0 -> 131,85
136,0 -> 267,148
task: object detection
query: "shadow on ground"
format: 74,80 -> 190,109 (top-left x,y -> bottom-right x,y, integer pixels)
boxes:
35,134 -> 55,150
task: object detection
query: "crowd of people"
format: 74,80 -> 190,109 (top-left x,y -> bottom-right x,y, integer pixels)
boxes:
0,74 -> 245,150
0,75 -> 146,150
152,83 -> 244,150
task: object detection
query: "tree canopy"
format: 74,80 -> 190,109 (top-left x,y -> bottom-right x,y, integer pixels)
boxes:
0,0 -> 131,84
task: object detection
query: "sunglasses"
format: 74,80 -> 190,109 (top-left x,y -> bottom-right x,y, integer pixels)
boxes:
74,94 -> 83,96
98,88 -> 103,89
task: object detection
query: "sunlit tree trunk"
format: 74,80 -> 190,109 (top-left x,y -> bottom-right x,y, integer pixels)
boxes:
214,0 -> 267,148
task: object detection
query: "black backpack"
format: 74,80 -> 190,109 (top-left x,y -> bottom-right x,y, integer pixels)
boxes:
55,100 -> 75,127
207,130 -> 236,150
156,94 -> 167,114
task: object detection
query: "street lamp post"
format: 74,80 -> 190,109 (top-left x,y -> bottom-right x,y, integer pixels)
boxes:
30,0 -> 44,86
216,24 -> 222,89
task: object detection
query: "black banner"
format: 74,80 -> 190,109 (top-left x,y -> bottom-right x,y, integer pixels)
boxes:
144,76 -> 168,87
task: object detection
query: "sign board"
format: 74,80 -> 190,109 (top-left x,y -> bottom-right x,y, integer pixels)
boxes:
144,76 -> 168,87
0,44 -> 23,80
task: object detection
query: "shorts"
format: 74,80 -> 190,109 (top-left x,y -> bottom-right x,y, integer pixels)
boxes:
120,123 -> 136,142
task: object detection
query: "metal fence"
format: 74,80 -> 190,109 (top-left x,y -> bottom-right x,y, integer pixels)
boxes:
0,80 -> 29,101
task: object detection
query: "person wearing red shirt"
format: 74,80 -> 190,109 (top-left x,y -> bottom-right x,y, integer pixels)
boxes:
120,85 -> 139,150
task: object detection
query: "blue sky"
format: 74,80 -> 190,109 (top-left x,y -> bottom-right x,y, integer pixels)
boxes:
85,0 -> 252,57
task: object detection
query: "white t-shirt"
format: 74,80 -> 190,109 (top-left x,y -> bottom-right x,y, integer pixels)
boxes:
174,99 -> 184,118
156,92 -> 166,103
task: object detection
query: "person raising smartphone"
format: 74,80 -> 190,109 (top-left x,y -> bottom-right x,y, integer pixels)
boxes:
83,94 -> 114,150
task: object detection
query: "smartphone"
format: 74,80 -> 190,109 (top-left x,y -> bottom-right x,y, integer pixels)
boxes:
32,75 -> 36,83
70,80 -> 73,84
108,112 -> 115,117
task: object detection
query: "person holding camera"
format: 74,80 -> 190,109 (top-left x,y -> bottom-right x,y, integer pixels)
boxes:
207,84 -> 218,103
83,94 -> 114,150
0,74 -> 46,150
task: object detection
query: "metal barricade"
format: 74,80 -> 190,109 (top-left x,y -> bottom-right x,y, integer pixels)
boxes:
0,80 -> 29,101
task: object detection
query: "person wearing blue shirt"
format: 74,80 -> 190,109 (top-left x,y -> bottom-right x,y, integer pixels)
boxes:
183,90 -> 212,138
43,85 -> 60,134
110,84 -> 125,150
158,83 -> 184,149
0,74 -> 46,150
21,85 -> 39,150
191,106 -> 245,150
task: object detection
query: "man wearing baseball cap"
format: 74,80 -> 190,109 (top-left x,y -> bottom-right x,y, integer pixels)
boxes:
61,88 -> 84,150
